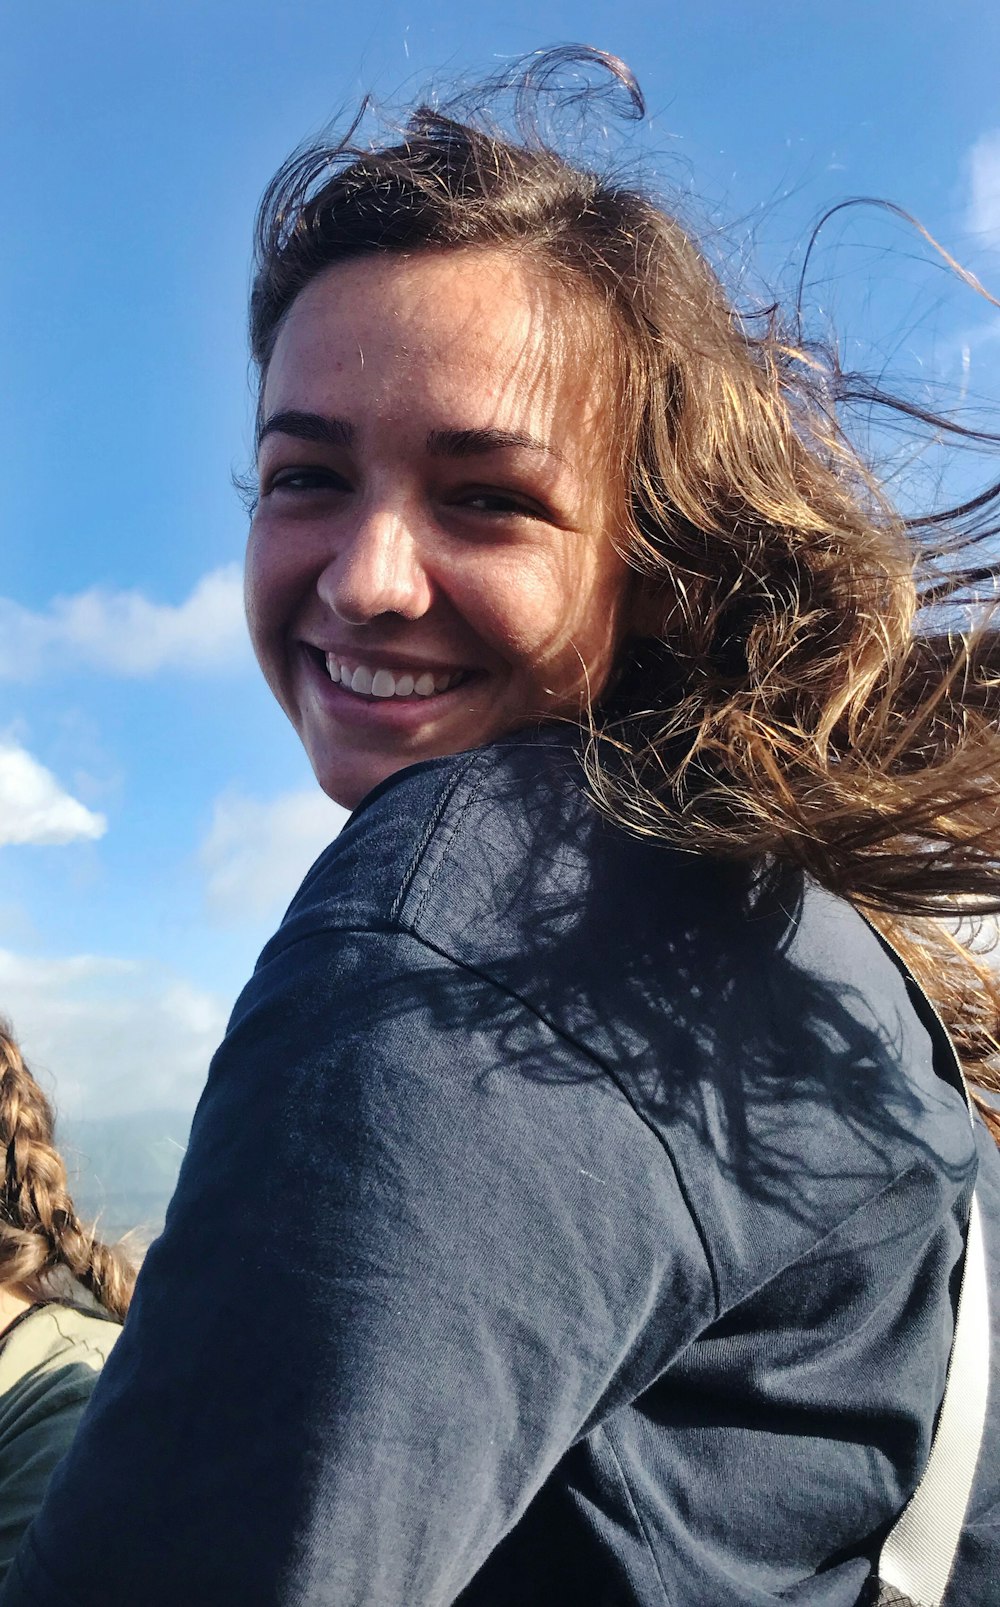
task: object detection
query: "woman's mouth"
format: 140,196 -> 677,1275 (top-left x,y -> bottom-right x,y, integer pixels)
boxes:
304,646 -> 476,703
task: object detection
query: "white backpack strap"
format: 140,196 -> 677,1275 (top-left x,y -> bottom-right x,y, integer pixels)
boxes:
876,1190 -> 989,1605
862,917 -> 991,1606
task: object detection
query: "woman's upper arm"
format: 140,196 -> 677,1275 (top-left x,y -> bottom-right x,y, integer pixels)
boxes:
2,926 -> 711,1607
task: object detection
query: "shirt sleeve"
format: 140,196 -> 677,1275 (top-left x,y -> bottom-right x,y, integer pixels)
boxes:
1,925 -> 712,1607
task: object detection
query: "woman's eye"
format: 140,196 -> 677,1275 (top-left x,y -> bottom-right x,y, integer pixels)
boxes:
267,467 -> 350,495
460,489 -> 545,518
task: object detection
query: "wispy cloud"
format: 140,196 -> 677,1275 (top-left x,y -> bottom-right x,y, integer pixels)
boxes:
0,564 -> 250,680
966,130 -> 1000,250
201,786 -> 348,924
0,741 -> 107,846
0,948 -> 229,1119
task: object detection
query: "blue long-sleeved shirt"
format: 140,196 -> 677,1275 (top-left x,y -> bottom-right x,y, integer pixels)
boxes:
5,731 -> 998,1604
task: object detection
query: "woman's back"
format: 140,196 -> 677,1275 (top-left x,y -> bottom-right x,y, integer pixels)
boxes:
7,733 -> 995,1603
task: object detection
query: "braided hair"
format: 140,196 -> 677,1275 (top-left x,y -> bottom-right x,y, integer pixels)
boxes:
0,1020 -> 136,1322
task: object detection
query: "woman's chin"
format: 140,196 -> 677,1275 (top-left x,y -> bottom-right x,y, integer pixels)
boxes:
312,751 -> 433,812
300,686 -> 545,810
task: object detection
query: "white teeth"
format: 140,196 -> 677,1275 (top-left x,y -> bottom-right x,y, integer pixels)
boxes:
323,653 -> 465,699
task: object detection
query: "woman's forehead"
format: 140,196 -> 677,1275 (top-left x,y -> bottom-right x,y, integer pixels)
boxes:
264,248 -> 614,425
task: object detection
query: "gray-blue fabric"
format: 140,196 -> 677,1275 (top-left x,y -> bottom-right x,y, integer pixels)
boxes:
5,731 -> 998,1605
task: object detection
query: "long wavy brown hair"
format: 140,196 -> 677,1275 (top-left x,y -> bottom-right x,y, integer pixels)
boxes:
248,46 -> 1000,1133
0,1021 -> 136,1321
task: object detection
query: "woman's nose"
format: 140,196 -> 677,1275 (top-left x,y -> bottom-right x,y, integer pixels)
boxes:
317,507 -> 433,625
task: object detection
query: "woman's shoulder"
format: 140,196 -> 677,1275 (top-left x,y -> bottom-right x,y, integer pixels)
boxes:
268,727 -> 702,952
257,730 -> 975,1204
0,1302 -> 120,1396
341,736 -> 981,1242
261,729 -> 954,1072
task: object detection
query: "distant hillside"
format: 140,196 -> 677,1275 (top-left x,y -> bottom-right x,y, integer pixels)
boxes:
58,1108 -> 194,1246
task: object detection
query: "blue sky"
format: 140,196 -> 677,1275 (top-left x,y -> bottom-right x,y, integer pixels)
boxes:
2,2 -> 999,1189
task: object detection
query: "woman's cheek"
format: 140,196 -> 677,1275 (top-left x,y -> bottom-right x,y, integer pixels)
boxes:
460,554 -> 561,661
244,526 -> 290,667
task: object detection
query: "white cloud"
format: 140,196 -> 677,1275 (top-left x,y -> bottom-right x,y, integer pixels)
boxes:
0,948 -> 230,1119
966,130 -> 1000,250
0,741 -> 107,846
0,564 -> 250,679
201,786 -> 348,924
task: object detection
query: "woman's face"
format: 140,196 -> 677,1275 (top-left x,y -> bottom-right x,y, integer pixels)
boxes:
246,247 -> 634,809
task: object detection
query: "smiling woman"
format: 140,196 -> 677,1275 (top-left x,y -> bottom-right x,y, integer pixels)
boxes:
6,45 -> 1000,1607
246,249 -> 629,808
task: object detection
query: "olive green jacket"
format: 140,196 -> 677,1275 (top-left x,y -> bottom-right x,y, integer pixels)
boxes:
0,1304 -> 120,1583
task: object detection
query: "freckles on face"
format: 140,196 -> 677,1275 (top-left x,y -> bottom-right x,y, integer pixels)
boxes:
245,247 -> 634,809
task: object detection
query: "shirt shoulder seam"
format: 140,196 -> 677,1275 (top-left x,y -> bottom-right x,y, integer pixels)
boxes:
388,749 -> 491,925
720,1155 -> 973,1320
600,1420 -> 675,1605
392,925 -> 725,1317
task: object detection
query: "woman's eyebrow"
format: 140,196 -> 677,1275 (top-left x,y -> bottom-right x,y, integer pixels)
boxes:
426,425 -> 565,462
258,410 -> 354,449
256,412 -> 565,464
